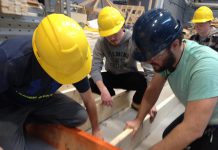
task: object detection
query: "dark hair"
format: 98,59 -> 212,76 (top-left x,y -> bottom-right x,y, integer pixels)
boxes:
178,33 -> 184,45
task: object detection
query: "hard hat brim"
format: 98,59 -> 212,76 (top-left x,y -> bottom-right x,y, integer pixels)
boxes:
99,20 -> 125,37
191,18 -> 214,23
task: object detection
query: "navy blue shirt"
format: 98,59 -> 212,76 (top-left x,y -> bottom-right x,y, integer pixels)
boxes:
0,36 -> 90,104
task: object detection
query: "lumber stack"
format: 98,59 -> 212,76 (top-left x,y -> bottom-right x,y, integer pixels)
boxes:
0,0 -> 42,16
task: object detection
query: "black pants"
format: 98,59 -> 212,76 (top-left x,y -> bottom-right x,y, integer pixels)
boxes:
0,93 -> 87,150
163,114 -> 218,150
89,72 -> 147,104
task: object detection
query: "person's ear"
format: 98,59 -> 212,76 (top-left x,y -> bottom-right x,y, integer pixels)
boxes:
170,39 -> 180,51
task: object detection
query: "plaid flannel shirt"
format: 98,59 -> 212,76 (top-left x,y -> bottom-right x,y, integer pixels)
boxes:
190,27 -> 218,52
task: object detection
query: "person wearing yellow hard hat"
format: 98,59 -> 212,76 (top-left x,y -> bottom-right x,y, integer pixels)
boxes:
89,6 -> 156,118
0,13 -> 102,150
190,6 -> 218,51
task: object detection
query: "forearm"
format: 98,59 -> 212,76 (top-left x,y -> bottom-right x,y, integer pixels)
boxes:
136,88 -> 158,122
151,98 -> 218,150
95,80 -> 107,93
136,74 -> 166,123
81,89 -> 100,132
85,101 -> 100,132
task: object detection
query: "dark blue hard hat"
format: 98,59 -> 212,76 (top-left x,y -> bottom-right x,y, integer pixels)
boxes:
132,9 -> 183,61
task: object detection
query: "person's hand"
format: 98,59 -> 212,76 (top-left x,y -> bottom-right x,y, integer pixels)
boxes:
0,146 -> 4,150
92,129 -> 104,140
125,119 -> 141,136
101,88 -> 113,107
149,106 -> 157,122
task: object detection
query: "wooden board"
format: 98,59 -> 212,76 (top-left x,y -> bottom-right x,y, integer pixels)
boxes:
26,124 -> 121,150
0,0 -> 41,16
79,91 -> 133,130
27,0 -> 39,6
110,95 -> 181,150
26,82 -> 183,150
58,85 -> 131,131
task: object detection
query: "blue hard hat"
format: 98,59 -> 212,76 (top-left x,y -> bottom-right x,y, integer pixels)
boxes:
132,9 -> 182,61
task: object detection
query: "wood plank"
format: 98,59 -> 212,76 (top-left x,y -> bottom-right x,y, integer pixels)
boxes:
154,0 -> 158,8
27,0 -> 39,6
79,91 -> 133,130
59,85 -> 131,130
58,85 -> 126,105
26,124 -> 121,150
110,95 -> 181,150
148,0 -> 153,10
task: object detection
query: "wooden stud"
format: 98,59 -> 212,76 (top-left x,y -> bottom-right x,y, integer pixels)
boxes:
148,0 -> 153,10
110,95 -> 182,150
26,124 -> 121,150
79,91 -> 133,130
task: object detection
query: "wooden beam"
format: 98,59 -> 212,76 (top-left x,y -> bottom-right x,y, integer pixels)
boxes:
27,0 -> 39,6
148,0 -> 153,10
26,124 -> 121,150
79,91 -> 133,130
110,95 -> 182,150
59,85 -> 131,130
154,0 -> 158,8
26,82 -> 181,149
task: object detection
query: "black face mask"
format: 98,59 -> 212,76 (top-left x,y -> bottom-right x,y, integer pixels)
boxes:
154,48 -> 176,73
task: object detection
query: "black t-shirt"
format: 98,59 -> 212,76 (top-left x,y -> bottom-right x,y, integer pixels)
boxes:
0,36 -> 90,104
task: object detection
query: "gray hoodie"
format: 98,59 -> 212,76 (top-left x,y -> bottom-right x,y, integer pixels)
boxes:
91,29 -> 154,82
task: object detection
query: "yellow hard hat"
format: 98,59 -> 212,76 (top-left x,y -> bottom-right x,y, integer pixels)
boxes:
32,14 -> 92,84
98,6 -> 125,37
191,6 -> 214,23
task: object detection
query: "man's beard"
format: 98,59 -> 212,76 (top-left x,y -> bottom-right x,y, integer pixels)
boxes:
154,49 -> 176,73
